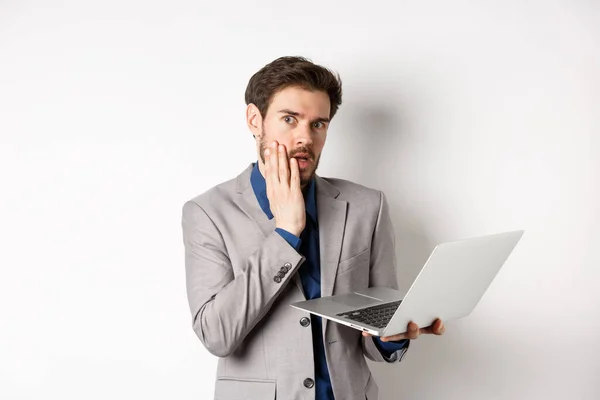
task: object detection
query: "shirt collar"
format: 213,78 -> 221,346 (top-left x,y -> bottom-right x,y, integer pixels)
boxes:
250,162 -> 317,224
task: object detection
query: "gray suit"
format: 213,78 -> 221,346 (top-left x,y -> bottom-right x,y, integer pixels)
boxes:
182,164 -> 409,400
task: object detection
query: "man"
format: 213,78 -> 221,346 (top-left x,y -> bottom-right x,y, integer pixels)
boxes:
182,56 -> 445,400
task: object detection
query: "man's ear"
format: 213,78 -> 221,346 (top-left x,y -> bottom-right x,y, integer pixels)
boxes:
246,103 -> 262,139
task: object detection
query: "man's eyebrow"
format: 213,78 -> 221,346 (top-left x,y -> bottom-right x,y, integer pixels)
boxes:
277,109 -> 330,124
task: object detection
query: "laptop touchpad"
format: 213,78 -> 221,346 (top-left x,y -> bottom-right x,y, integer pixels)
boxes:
332,293 -> 381,309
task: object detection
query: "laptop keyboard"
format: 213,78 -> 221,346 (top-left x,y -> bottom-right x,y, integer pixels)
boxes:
336,300 -> 402,329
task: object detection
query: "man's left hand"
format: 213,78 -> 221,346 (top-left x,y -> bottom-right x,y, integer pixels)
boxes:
362,318 -> 446,342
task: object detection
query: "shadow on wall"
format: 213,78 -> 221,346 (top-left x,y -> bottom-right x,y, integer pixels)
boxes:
337,95 -> 459,398
343,94 -> 527,400
337,94 -> 435,293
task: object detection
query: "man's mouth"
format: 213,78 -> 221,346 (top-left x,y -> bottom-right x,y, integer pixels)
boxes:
292,153 -> 312,169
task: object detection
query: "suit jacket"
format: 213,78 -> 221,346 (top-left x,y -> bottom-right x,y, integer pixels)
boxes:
182,164 -> 408,400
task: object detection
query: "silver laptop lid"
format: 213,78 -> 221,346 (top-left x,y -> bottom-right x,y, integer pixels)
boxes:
382,230 -> 524,336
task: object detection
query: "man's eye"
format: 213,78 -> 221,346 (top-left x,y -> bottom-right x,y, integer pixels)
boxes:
313,122 -> 324,129
284,116 -> 295,124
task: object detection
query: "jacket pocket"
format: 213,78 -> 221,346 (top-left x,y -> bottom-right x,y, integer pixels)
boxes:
337,247 -> 370,274
214,377 -> 276,400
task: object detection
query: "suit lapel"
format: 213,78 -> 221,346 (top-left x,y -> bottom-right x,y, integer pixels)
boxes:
316,176 -> 347,298
315,176 -> 347,339
238,175 -> 276,239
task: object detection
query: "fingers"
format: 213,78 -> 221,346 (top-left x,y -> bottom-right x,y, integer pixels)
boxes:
265,141 -> 279,185
361,323 -> 418,341
363,331 -> 410,341
407,322 -> 420,339
278,144 -> 289,184
380,333 -> 409,341
264,143 -> 275,198
375,322 -> 420,340
418,319 -> 444,335
264,141 -> 306,236
413,319 -> 446,337
265,141 -> 297,190
362,319 -> 446,342
289,157 -> 300,190
433,319 -> 445,335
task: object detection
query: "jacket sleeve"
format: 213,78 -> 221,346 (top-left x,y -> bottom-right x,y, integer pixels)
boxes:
182,200 -> 305,357
361,191 -> 410,363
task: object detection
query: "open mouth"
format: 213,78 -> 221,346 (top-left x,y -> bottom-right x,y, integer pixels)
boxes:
292,153 -> 312,169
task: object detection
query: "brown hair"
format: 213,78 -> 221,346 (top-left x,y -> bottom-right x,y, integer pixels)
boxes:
245,56 -> 343,120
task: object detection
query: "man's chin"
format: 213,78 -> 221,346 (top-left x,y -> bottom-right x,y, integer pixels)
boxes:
299,169 -> 316,186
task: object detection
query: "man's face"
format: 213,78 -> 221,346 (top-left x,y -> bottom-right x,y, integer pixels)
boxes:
253,86 -> 331,187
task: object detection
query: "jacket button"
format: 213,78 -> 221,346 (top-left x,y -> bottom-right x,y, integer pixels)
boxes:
303,378 -> 314,388
284,262 -> 292,268
299,317 -> 310,327
273,276 -> 282,283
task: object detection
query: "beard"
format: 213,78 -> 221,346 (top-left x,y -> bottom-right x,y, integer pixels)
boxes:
259,130 -> 320,187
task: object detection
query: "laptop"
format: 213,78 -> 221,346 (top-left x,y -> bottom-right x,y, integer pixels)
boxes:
290,230 -> 524,336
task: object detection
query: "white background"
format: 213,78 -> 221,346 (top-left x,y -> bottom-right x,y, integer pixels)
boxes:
1,1 -> 598,399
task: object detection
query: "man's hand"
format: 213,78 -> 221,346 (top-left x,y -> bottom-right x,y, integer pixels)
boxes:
264,141 -> 306,237
362,319 -> 446,342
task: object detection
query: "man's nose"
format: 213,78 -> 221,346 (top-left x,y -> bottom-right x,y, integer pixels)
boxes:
294,124 -> 313,147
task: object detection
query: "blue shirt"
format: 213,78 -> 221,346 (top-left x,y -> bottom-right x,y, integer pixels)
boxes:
250,162 -> 407,399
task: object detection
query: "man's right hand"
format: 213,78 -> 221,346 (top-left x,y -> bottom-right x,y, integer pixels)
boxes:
264,141 -> 306,237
